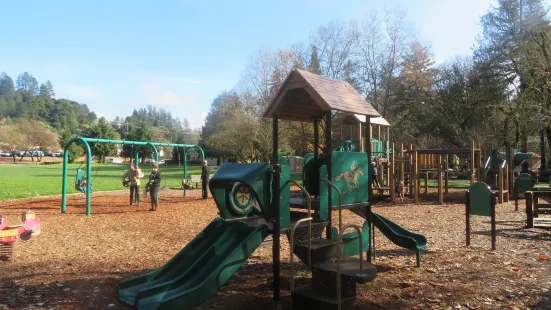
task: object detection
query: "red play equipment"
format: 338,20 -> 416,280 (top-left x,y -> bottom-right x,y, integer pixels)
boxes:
0,211 -> 41,261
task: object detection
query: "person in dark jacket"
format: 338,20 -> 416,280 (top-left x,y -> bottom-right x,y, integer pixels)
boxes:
201,160 -> 210,199
148,164 -> 162,211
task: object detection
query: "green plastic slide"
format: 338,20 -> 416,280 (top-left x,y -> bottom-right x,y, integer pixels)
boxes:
351,208 -> 427,267
117,218 -> 269,310
371,212 -> 427,252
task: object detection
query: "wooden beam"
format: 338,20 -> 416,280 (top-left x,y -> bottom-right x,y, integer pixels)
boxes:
498,163 -> 503,204
390,143 -> 395,202
399,143 -> 404,183
438,155 -> 443,205
508,145 -> 514,201
470,141 -> 475,184
414,151 -> 419,203
504,164 -> 509,202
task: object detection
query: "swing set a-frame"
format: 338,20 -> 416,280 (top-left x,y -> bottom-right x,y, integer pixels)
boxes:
61,136 -> 205,216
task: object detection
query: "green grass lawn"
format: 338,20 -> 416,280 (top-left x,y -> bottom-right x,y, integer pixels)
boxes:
0,163 -> 217,201
418,179 -> 473,188
0,163 -> 305,201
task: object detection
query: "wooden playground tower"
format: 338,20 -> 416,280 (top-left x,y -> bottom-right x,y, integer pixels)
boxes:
401,142 -> 483,205
337,116 -> 515,206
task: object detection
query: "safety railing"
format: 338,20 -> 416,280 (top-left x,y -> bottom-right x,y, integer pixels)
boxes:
320,178 -> 365,310
288,180 -> 312,292
320,178 -> 343,233
336,224 -> 365,310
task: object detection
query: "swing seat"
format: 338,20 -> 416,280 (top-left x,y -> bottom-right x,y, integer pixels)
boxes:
75,168 -> 92,193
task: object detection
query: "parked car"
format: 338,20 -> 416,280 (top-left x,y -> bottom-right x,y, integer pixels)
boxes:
109,158 -> 123,164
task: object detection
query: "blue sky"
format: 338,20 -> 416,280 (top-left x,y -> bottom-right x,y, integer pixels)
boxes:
0,0 -> 538,128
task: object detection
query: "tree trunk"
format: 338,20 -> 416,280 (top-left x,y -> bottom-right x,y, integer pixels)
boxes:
521,133 -> 529,173
503,118 -> 509,149
545,126 -> 551,170
515,120 -> 520,147
540,128 -> 546,171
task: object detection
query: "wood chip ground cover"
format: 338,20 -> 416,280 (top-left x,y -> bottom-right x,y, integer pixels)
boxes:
0,188 -> 550,309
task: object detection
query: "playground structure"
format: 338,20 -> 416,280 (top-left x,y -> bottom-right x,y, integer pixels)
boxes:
60,137 -> 204,216
482,146 -> 535,203
397,142 -> 481,205
0,211 -> 41,261
117,69 -> 427,310
524,186 -> 551,228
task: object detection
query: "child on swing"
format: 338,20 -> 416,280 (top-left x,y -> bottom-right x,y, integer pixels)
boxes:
182,178 -> 195,190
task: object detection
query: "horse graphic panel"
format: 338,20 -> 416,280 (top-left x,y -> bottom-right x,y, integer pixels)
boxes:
331,151 -> 369,205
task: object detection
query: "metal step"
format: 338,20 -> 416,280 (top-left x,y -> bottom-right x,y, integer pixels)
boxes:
291,285 -> 355,310
311,258 -> 377,285
293,239 -> 338,265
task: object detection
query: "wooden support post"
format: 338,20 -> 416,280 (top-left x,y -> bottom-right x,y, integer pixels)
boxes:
504,164 -> 509,202
476,141 -> 484,182
424,171 -> 429,195
386,142 -> 392,187
498,163 -> 503,204
438,155 -> 443,204
466,190 -> 470,246
415,151 -> 419,203
370,124 -> 373,150
515,181 -> 518,212
340,119 -> 343,142
445,170 -> 449,194
409,145 -> 414,196
508,146 -> 514,201
390,143 -> 395,202
378,125 -> 381,148
399,144 -> 404,183
378,162 -> 383,187
491,193 -> 496,250
358,121 -> 363,152
470,141 -> 475,184
526,192 -> 533,228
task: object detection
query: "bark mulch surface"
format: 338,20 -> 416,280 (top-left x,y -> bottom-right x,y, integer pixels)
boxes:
0,188 -> 550,310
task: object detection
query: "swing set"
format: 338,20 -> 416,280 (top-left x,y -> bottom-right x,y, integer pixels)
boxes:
61,137 -> 205,216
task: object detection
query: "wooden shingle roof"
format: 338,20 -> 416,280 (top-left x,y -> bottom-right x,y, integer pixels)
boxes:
263,69 -> 381,121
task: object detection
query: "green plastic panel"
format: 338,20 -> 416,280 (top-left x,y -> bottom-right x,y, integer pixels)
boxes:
303,153 -> 327,196
516,173 -> 533,194
330,221 -> 370,257
339,140 -> 360,152
319,165 -> 329,221
331,151 -> 369,205
513,152 -> 533,167
468,182 -> 492,217
208,163 -> 271,220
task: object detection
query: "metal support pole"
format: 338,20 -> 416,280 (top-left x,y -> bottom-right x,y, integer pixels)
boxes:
325,112 -> 333,239
271,117 -> 280,301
